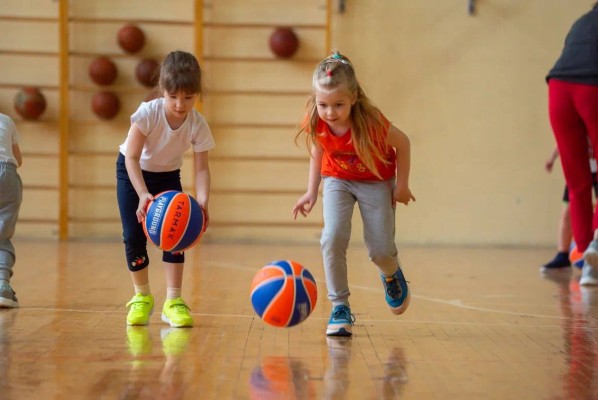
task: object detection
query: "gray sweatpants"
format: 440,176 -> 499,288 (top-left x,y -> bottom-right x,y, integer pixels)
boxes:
320,176 -> 400,306
0,162 -> 22,281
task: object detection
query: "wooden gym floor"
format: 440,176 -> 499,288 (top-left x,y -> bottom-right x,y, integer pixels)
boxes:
0,240 -> 595,399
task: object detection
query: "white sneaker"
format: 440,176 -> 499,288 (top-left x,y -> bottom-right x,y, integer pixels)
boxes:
580,261 -> 598,286
584,240 -> 598,268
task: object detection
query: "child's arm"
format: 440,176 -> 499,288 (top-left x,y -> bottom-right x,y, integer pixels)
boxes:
545,147 -> 559,172
292,143 -> 323,219
386,125 -> 415,205
193,150 -> 210,226
12,144 -> 22,167
124,123 -> 153,222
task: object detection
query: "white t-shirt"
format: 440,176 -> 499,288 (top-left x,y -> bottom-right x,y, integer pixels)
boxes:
0,113 -> 20,166
119,98 -> 215,172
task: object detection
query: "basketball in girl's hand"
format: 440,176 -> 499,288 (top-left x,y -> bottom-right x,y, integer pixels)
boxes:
143,190 -> 205,253
250,260 -> 317,328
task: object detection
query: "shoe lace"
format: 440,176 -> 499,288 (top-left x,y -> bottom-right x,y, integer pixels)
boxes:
168,300 -> 190,313
127,295 -> 150,310
129,300 -> 149,311
385,276 -> 407,299
333,306 -> 355,325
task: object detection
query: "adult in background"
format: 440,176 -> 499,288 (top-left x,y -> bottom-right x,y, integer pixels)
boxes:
547,2 -> 598,285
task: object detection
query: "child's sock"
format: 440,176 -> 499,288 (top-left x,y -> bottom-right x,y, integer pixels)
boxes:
166,287 -> 181,299
134,283 -> 151,295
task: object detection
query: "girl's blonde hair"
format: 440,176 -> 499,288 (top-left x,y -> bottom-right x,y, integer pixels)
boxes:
295,50 -> 390,179
159,50 -> 202,97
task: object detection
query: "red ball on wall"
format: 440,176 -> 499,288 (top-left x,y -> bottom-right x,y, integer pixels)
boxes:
117,24 -> 145,54
145,88 -> 162,102
135,58 -> 160,87
14,87 -> 47,120
88,56 -> 118,86
269,27 -> 299,58
91,91 -> 120,120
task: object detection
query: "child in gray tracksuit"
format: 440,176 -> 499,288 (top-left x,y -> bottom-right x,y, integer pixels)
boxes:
0,113 -> 22,308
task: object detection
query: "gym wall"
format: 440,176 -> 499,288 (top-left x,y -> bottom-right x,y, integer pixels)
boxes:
0,0 -> 585,246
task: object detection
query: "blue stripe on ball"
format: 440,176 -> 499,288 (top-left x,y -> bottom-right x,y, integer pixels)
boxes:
251,277 -> 285,318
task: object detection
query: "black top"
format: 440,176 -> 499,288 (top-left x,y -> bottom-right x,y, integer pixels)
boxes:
547,8 -> 598,85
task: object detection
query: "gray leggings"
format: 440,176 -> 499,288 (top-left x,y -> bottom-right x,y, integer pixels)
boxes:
0,162 -> 22,281
320,176 -> 400,306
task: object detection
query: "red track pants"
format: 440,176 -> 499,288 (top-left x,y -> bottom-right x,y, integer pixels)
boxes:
548,79 -> 598,252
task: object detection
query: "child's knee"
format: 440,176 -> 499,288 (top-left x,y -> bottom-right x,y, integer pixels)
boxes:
127,253 -> 149,271
163,251 -> 185,264
320,229 -> 351,252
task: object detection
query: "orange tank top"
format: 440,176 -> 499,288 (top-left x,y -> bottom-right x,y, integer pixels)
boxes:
315,116 -> 396,181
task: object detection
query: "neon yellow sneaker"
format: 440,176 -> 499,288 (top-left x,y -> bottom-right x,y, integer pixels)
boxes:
161,298 -> 193,328
126,326 -> 152,357
126,293 -> 154,326
161,327 -> 192,356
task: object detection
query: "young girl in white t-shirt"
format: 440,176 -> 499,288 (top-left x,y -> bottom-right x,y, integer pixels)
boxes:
116,51 -> 214,328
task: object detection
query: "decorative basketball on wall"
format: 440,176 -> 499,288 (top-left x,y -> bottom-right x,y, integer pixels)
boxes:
14,87 -> 47,120
88,56 -> 118,86
117,24 -> 145,54
135,58 -> 160,87
143,190 -> 206,253
145,88 -> 162,102
91,91 -> 120,120
250,260 -> 317,328
269,27 -> 299,58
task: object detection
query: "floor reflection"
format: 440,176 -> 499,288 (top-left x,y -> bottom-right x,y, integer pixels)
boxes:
323,336 -> 408,399
381,347 -> 408,399
323,337 -> 352,399
543,270 -> 598,399
120,326 -> 192,400
0,310 -> 16,398
249,356 -> 314,399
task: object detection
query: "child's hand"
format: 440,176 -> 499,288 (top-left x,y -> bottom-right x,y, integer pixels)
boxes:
393,186 -> 415,206
201,206 -> 210,229
545,159 -> 554,172
136,192 -> 154,223
292,192 -> 317,219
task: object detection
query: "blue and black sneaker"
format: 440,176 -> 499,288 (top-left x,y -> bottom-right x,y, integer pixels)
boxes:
326,305 -> 355,337
381,268 -> 410,315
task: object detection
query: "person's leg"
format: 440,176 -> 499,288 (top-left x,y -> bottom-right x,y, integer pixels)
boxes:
161,258 -> 192,328
576,86 -> 598,237
574,84 -> 598,267
143,172 -> 193,328
559,203 -> 573,253
354,180 -> 398,276
321,177 -> 355,306
321,177 -> 356,337
116,155 -> 153,324
355,180 -> 410,315
543,198 -> 573,271
549,80 -> 594,253
0,163 -> 21,308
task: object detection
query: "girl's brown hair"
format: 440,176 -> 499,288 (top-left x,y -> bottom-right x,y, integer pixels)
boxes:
295,50 -> 390,179
159,51 -> 202,97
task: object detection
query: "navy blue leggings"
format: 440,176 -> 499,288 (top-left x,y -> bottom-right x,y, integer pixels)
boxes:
116,153 -> 185,271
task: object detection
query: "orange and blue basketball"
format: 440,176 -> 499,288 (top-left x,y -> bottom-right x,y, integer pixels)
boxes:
570,242 -> 584,268
143,190 -> 205,253
250,260 -> 317,328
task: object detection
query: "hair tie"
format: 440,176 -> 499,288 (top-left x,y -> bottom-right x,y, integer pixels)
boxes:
326,70 -> 333,77
324,52 -> 352,67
